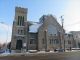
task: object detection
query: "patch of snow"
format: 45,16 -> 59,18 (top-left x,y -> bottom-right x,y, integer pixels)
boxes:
37,51 -> 46,53
29,23 -> 42,33
28,50 -> 37,53
11,50 -> 16,53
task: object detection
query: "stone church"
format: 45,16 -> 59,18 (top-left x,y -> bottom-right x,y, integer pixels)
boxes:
11,7 -> 64,51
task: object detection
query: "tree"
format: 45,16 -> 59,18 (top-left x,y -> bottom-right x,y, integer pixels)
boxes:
7,42 -> 11,49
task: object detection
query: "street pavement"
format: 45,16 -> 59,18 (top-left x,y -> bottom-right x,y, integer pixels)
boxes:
0,51 -> 80,60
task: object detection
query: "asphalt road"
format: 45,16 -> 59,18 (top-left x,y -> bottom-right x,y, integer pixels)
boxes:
0,51 -> 80,60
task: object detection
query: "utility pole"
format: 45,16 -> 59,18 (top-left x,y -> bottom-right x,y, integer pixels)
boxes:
60,15 -> 65,52
44,30 -> 47,52
58,31 -> 62,50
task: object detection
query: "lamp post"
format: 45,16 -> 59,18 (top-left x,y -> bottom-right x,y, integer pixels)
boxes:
0,22 -> 9,51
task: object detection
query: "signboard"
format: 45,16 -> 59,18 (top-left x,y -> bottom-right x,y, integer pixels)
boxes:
23,43 -> 26,47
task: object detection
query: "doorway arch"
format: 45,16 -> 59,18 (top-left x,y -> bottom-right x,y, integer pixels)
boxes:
16,40 -> 22,50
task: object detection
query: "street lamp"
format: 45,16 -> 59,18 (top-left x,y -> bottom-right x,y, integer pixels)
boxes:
0,22 -> 9,51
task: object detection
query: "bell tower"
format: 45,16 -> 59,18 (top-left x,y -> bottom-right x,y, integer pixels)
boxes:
11,7 -> 28,50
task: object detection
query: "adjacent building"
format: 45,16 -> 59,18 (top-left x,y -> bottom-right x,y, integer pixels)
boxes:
70,31 -> 80,48
64,33 -> 74,50
64,31 -> 80,50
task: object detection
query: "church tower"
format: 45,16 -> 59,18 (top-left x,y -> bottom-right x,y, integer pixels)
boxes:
11,7 -> 28,50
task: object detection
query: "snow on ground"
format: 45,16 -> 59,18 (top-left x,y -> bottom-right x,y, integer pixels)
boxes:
0,49 -> 80,57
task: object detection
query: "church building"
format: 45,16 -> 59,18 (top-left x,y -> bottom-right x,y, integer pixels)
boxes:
11,7 -> 64,51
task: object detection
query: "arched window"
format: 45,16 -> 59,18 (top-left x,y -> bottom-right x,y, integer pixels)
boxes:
42,38 -> 45,44
17,16 -> 24,26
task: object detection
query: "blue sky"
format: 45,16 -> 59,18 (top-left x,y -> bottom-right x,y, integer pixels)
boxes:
0,0 -> 80,43
0,0 -> 68,23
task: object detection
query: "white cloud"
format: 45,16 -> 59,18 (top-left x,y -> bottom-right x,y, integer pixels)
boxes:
0,23 -> 12,44
64,0 -> 80,32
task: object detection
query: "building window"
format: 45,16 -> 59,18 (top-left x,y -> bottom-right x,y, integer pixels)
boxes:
56,39 -> 59,44
50,39 -> 53,44
18,16 -> 20,25
76,36 -> 77,38
20,16 -> 22,26
42,39 -> 45,44
50,39 -> 51,44
17,16 -> 24,26
68,40 -> 71,44
21,30 -> 23,34
18,30 -> 20,34
30,39 -> 35,44
50,39 -> 59,44
54,39 -> 59,44
18,29 -> 24,35
22,16 -> 24,26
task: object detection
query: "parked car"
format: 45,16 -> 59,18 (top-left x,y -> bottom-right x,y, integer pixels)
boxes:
71,48 -> 80,50
0,49 -> 11,53
54,49 -> 64,52
0,49 -> 5,53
